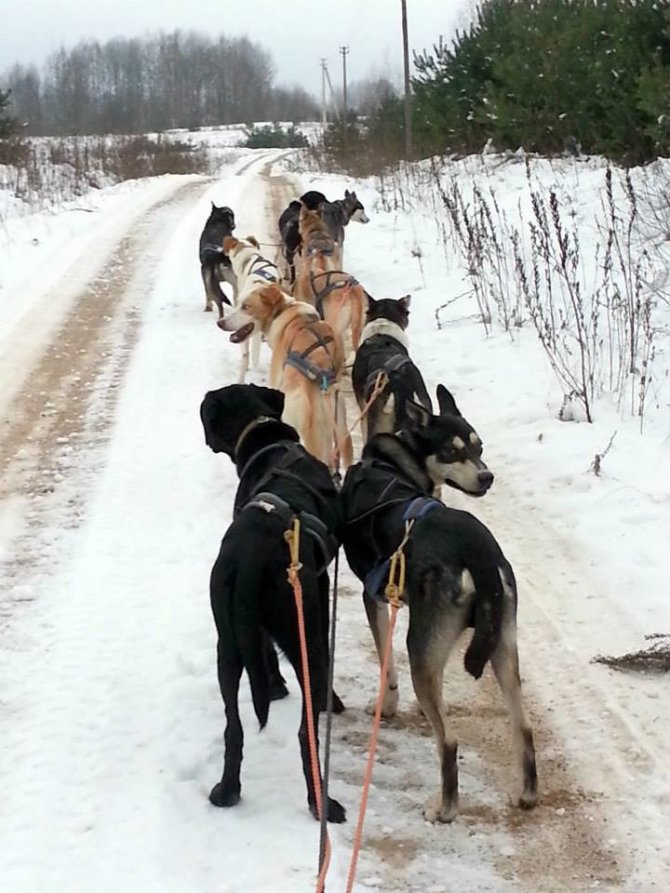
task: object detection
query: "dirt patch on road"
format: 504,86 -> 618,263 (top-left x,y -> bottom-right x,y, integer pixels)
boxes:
0,180 -> 208,620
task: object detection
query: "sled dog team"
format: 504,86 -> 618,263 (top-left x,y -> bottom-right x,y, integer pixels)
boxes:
198,189 -> 538,828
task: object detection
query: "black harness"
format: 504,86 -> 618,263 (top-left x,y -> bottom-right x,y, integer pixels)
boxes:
364,352 -> 413,397
309,270 -> 359,320
235,441 -> 339,575
284,324 -> 337,391
342,456 -> 441,603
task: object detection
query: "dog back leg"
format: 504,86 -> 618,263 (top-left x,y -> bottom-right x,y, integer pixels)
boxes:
272,581 -> 346,824
334,389 -> 353,469
202,266 -> 217,312
209,646 -> 245,808
489,578 -> 538,809
407,595 -> 466,822
363,593 -> 400,717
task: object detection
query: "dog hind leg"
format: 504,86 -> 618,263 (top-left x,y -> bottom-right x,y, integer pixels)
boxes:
363,594 -> 400,717
489,587 -> 538,809
407,600 -> 464,822
209,648 -> 245,808
273,581 -> 346,823
202,266 -> 216,312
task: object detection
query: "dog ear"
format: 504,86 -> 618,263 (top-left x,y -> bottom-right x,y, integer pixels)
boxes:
345,189 -> 350,198
251,385 -> 285,419
199,391 -> 220,445
404,400 -> 432,429
365,291 -> 376,308
398,294 -> 411,310
259,285 -> 284,307
211,201 -> 217,210
222,236 -> 238,253
436,384 -> 462,417
246,235 -> 260,247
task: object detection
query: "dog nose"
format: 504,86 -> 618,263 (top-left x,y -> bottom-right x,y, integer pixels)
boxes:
478,470 -> 494,489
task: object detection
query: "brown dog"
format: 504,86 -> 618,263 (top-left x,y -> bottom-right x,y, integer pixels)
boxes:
218,284 -> 353,470
293,207 -> 366,352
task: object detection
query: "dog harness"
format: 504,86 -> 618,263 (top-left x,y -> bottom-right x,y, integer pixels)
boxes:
308,270 -> 359,320
248,254 -> 279,283
363,352 -> 413,398
306,238 -> 335,258
342,455 -> 442,604
284,324 -> 337,392
362,496 -> 441,603
244,491 -> 337,576
235,440 -> 340,574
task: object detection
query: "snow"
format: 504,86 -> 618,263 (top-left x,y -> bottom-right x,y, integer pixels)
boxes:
1,139 -> 669,891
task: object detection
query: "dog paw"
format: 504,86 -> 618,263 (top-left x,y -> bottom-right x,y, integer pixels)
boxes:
209,782 -> 241,808
204,306 -> 213,312
332,691 -> 346,714
269,680 -> 289,701
310,796 -> 346,824
365,687 -> 398,719
517,789 -> 538,810
423,793 -> 458,824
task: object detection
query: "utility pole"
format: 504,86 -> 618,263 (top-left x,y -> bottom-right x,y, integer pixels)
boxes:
401,0 -> 412,158
320,58 -> 328,127
339,45 -> 349,154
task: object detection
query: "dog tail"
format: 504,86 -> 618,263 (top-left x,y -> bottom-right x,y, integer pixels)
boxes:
463,563 -> 504,680
232,561 -> 270,729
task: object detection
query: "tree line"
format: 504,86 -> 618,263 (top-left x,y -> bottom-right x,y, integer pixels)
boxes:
2,31 -> 318,135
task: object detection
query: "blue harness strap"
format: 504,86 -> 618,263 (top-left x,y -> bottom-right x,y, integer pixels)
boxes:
364,496 -> 441,604
283,325 -> 337,391
285,351 -> 337,391
249,255 -> 279,282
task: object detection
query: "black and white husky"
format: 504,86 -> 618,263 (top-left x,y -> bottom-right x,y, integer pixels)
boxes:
340,396 -> 537,822
352,294 -> 432,442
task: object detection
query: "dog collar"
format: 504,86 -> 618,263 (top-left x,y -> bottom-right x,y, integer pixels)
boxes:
234,416 -> 275,459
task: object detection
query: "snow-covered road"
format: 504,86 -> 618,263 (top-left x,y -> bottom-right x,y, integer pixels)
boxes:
1,148 -> 667,892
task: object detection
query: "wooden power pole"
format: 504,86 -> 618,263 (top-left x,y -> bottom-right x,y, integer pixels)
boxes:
401,0 -> 412,158
339,45 -> 349,153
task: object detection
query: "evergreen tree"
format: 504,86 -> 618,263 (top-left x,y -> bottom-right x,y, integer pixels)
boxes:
0,88 -> 18,138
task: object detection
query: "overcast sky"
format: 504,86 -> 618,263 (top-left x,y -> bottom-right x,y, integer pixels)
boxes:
0,0 -> 472,93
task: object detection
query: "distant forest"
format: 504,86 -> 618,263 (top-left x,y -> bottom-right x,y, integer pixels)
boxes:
1,31 -> 319,135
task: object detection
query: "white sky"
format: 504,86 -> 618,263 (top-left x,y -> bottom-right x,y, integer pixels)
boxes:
0,0 -> 472,93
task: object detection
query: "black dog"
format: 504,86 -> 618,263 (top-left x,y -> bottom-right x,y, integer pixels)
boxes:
200,383 -> 346,822
199,203 -> 236,317
352,294 -> 432,441
278,189 -> 369,282
340,396 -> 537,822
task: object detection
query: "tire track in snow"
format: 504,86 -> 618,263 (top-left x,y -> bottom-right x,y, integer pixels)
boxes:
0,178 -> 210,626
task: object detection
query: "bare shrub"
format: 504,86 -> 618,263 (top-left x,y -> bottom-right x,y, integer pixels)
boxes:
593,635 -> 670,674
0,133 -> 211,211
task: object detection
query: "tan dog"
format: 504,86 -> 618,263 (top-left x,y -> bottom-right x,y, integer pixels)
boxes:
222,235 -> 279,383
293,207 -> 366,352
218,284 -> 353,470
